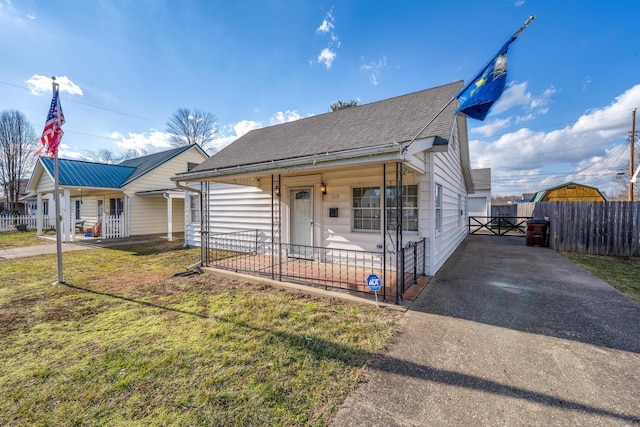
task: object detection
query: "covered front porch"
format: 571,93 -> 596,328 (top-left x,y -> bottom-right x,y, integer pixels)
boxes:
204,228 -> 427,303
178,156 -> 434,303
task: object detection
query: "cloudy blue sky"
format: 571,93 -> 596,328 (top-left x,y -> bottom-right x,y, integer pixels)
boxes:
1,0 -> 639,197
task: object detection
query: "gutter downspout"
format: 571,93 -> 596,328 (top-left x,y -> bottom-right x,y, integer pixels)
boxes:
174,179 -> 205,268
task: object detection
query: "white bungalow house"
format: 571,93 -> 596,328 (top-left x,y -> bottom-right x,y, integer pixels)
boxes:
26,144 -> 208,242
173,81 -> 474,302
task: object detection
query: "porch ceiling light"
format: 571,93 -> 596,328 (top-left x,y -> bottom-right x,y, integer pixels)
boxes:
320,182 -> 327,195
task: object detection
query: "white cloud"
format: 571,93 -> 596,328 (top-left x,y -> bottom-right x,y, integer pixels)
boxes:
316,16 -> 334,35
208,119 -> 263,154
112,129 -> 172,153
25,74 -> 83,96
470,117 -> 511,137
270,110 -> 302,125
489,81 -> 555,120
315,8 -> 339,70
318,48 -> 336,69
360,56 -> 388,86
471,84 -> 640,196
490,81 -> 531,114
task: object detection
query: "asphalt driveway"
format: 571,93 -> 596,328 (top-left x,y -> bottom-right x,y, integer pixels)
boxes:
331,235 -> 640,426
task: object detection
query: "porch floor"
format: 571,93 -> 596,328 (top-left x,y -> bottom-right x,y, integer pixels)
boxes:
209,252 -> 429,303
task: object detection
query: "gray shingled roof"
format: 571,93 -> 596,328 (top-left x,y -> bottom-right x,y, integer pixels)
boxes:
471,168 -> 491,192
192,81 -> 463,172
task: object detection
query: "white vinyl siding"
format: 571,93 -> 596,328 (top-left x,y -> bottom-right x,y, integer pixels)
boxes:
429,119 -> 470,275
125,148 -> 207,236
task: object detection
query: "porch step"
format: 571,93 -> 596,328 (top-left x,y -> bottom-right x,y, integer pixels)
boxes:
402,275 -> 430,301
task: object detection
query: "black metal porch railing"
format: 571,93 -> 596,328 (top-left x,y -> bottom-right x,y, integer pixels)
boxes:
469,216 -> 532,236
205,230 -> 426,303
399,238 -> 425,295
206,229 -> 393,299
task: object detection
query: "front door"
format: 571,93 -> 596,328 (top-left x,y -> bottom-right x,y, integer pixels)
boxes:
290,188 -> 313,259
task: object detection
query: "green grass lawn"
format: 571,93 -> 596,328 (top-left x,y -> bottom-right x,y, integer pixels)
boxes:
0,241 -> 401,426
0,230 -> 54,249
563,252 -> 640,304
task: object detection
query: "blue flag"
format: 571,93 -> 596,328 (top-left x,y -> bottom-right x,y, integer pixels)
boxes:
456,16 -> 534,121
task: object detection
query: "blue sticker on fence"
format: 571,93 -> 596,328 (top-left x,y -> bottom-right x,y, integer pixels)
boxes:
367,274 -> 381,292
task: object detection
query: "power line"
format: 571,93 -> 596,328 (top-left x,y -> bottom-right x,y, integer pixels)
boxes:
0,79 -> 164,125
469,108 -> 638,142
484,144 -> 630,188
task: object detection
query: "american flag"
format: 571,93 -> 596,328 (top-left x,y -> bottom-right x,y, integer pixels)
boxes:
36,83 -> 65,158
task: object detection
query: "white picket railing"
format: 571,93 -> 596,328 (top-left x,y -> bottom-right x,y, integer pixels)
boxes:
0,215 -> 36,231
102,213 -> 125,239
0,215 -> 59,232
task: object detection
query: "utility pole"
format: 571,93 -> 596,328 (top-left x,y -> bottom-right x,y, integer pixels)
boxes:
631,109 -> 636,202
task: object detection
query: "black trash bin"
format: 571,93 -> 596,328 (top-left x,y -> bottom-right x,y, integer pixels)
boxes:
526,219 -> 548,247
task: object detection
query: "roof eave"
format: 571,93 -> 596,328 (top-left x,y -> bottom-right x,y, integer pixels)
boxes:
173,143 -> 405,182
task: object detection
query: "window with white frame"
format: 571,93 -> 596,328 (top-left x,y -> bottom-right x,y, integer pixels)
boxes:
352,187 -> 381,231
386,184 -> 419,232
435,184 -> 443,232
189,194 -> 201,223
109,198 -> 124,216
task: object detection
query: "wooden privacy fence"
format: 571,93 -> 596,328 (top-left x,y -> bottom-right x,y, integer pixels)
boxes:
532,201 -> 640,256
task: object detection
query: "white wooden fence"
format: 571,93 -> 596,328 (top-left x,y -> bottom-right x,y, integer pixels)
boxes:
1,215 -> 69,233
0,215 -> 37,231
102,213 -> 125,239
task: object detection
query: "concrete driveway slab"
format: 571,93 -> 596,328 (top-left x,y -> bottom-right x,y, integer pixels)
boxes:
331,235 -> 640,426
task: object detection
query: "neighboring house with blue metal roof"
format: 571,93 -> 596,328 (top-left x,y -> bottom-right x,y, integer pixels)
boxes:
26,144 -> 208,242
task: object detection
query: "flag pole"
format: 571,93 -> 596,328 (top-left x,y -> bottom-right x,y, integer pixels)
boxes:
51,76 -> 65,285
457,15 -> 535,98
403,15 -> 535,154
401,96 -> 457,154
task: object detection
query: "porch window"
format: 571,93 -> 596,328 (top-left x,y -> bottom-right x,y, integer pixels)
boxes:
386,185 -> 418,232
435,184 -> 443,232
42,199 -> 49,216
189,194 -> 201,223
352,187 -> 381,231
109,198 -> 124,216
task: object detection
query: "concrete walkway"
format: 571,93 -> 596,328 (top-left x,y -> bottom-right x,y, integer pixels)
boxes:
331,235 -> 640,426
0,234 -> 176,260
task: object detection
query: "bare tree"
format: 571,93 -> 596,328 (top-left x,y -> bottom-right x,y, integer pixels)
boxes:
85,148 -> 144,164
0,110 -> 38,213
330,99 -> 359,112
166,108 -> 218,148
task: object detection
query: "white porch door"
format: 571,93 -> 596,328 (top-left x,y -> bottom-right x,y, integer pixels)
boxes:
290,188 -> 313,258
